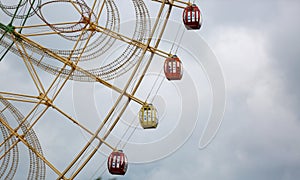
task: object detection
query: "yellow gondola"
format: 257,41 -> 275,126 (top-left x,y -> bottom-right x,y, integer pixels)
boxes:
139,104 -> 158,129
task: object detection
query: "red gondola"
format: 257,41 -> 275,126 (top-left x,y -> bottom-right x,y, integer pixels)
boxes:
183,4 -> 202,30
107,150 -> 128,175
164,55 -> 183,80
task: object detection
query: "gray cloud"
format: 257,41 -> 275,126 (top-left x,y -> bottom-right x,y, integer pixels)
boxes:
117,1 -> 300,179
265,1 -> 300,113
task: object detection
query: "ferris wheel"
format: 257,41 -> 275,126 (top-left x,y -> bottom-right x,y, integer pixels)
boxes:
0,0 -> 203,179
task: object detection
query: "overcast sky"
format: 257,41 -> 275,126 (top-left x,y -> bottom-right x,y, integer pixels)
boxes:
1,0 -> 300,180
118,0 -> 300,180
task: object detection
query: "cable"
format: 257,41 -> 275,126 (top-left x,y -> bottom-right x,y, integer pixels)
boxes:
90,159 -> 106,179
145,67 -> 164,102
175,28 -> 185,54
150,74 -> 165,103
169,25 -> 182,54
117,66 -> 164,150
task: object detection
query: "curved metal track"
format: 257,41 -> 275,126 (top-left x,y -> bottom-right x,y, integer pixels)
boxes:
0,96 -> 45,180
0,0 -> 41,19
0,0 -> 151,81
0,114 -> 19,180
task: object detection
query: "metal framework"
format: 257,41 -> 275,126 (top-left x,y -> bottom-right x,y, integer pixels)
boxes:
0,0 -> 193,179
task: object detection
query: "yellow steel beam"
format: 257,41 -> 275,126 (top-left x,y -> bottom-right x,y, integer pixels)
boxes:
13,31 -> 145,105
